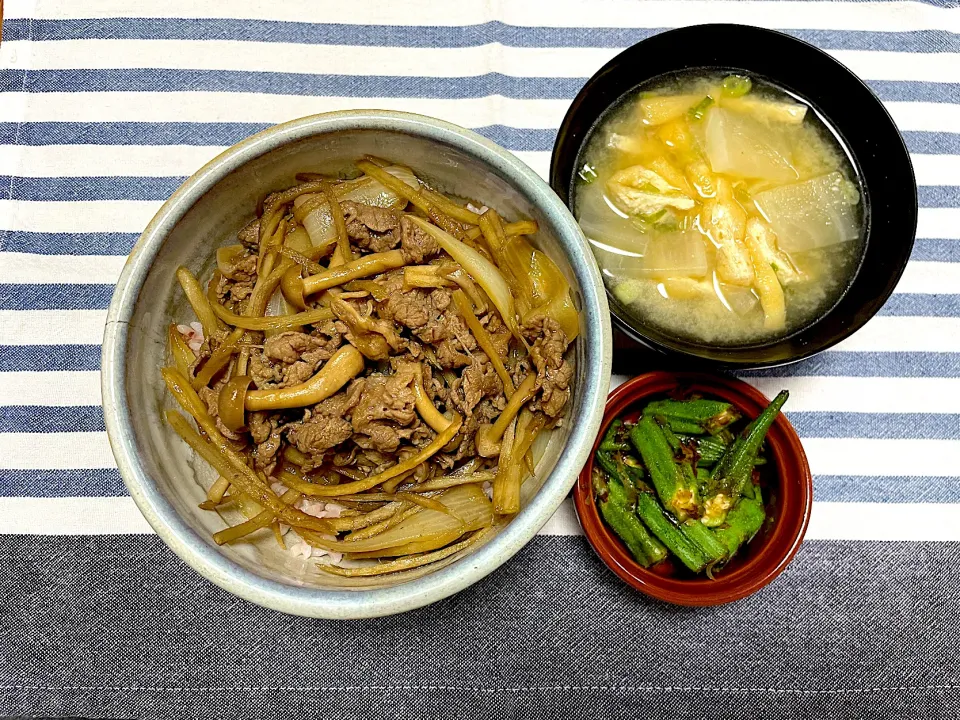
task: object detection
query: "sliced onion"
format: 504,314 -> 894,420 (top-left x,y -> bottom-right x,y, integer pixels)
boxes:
350,528 -> 467,558
326,528 -> 491,568
262,286 -> 303,337
307,485 -> 493,553
505,236 -> 580,341
285,225 -> 313,253
295,166 -> 419,248
265,287 -> 289,316
295,195 -> 337,249
271,222 -> 317,317
407,216 -> 519,338
167,323 -> 195,379
344,165 -> 419,207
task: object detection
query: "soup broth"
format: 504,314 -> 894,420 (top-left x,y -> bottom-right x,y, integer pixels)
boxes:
574,72 -> 865,346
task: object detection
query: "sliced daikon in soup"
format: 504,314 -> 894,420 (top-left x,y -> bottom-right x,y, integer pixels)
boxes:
641,230 -> 708,277
721,96 -> 807,125
704,108 -> 799,183
717,282 -> 761,316
754,171 -> 860,252
576,181 -> 651,253
591,239 -> 648,281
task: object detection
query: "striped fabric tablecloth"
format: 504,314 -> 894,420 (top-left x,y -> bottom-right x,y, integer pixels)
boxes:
2,1 -> 959,718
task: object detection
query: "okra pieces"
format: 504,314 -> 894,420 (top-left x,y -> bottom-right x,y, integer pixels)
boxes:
644,398 -> 741,435
592,390 -> 788,578
635,493 -> 705,573
592,469 -> 667,567
702,390 -> 788,526
629,415 -> 698,520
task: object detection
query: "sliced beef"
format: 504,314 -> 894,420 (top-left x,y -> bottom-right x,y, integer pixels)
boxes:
248,411 -> 274,444
510,354 -> 533,391
250,329 -> 341,389
414,289 -> 477,368
376,281 -> 476,368
431,287 -> 452,311
237,218 -> 260,248
351,364 -> 418,453
220,250 -> 258,282
379,282 -> 477,368
451,355 -> 502,417
341,201 -> 403,254
346,202 -> 401,233
311,320 -> 344,350
288,418 -> 352,458
480,311 -> 512,358
430,332 -> 475,369
421,360 -> 449,406
380,286 -> 431,329
264,332 -> 312,364
246,411 -> 282,473
215,272 -> 255,308
399,215 -> 440,263
285,379 -> 365,461
525,317 -> 574,419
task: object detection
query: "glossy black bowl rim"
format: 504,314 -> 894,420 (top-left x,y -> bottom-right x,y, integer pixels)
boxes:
550,23 -> 918,369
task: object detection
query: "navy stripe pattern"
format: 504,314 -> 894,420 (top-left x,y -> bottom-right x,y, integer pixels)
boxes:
0,123 -> 957,157
2,68 -> 958,103
2,4 -> 960,716
5,467 -> 959,503
4,19 -> 960,52
5,174 -> 959,206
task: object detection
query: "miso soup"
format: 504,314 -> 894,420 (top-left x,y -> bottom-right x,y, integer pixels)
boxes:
573,72 -> 865,346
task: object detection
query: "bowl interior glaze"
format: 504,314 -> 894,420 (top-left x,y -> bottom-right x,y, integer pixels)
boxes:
102,111 -> 612,618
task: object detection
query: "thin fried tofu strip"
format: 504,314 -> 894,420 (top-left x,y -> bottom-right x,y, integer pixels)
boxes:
745,217 -> 803,286
703,181 -> 753,287
744,219 -> 787,331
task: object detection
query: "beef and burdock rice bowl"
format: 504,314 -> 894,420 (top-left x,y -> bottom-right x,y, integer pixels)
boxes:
163,157 -> 580,577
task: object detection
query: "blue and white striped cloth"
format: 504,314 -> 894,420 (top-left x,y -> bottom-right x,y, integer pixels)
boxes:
2,2 -> 959,718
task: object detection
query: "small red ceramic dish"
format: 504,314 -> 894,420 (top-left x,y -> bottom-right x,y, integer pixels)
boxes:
574,372 -> 812,606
